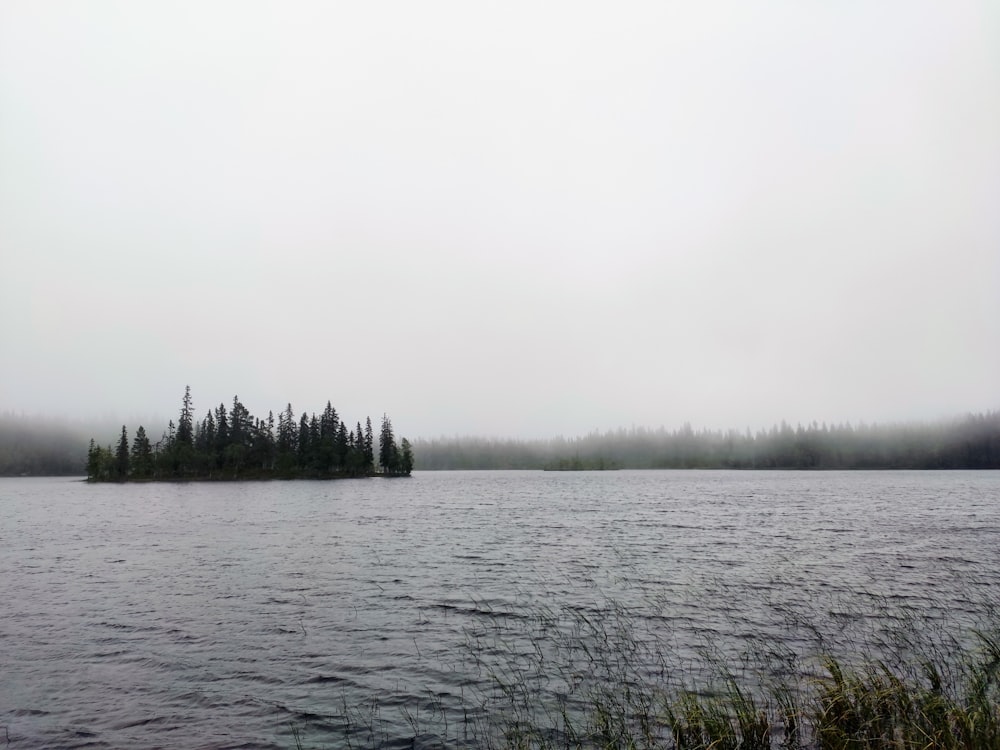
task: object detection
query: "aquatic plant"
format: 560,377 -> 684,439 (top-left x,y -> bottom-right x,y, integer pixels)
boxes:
453,585 -> 1000,750
292,589 -> 1000,749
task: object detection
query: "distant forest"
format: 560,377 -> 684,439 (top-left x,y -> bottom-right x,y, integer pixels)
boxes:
1,407 -> 998,477
86,386 -> 413,481
414,411 -> 1000,470
0,414 -> 93,476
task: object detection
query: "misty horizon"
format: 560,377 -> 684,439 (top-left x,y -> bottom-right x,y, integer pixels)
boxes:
4,396 -> 997,445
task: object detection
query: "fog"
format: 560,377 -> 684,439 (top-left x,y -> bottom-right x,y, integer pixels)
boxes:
2,2 -> 998,440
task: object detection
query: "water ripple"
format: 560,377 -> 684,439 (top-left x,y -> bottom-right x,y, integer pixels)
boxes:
1,471 -> 998,748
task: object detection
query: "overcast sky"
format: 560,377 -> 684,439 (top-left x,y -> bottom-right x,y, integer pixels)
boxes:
1,2 -> 998,439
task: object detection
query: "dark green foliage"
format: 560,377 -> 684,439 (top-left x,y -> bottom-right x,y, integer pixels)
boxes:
85,440 -> 115,481
85,387 -> 412,481
130,426 -> 153,478
86,438 -> 102,479
276,403 -> 297,472
176,385 -> 194,446
400,438 -> 414,475
379,414 -> 403,474
336,421 -> 349,470
363,417 -> 374,470
114,426 -> 129,480
214,402 -> 229,461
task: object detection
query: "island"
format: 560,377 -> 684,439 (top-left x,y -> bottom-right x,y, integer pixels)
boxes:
86,386 -> 413,481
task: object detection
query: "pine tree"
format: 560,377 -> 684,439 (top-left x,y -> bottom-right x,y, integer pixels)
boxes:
297,413 -> 311,468
231,396 -> 250,449
364,417 -> 375,471
400,438 -> 414,475
115,425 -> 130,479
355,422 -> 365,470
214,403 -> 229,467
335,421 -> 349,470
176,385 -> 194,446
87,438 -> 100,481
321,401 -> 339,440
319,402 -> 338,472
379,414 -> 397,474
130,425 -> 153,478
276,403 -> 297,474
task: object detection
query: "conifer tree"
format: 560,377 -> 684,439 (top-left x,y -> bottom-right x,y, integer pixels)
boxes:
321,401 -> 339,439
231,396 -> 250,449
213,403 -> 229,468
379,414 -> 397,473
276,404 -> 297,473
130,425 -> 153,478
400,438 -> 414,475
364,417 -> 375,471
297,413 -> 311,466
115,425 -> 130,479
335,421 -> 349,470
176,385 -> 194,446
87,438 -> 100,481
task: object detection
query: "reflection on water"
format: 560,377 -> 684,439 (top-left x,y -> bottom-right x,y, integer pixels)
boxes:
1,471 -> 998,748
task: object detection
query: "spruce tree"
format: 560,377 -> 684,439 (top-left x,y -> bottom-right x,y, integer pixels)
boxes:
276,404 -> 297,474
297,413 -> 311,468
364,417 -> 375,472
131,425 -> 153,478
87,439 -> 100,481
400,438 -> 414,475
177,385 -> 194,446
335,421 -> 349,470
214,403 -> 229,467
379,415 -> 397,474
115,425 -> 130,479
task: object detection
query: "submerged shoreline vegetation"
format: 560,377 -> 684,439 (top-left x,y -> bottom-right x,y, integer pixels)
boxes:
85,386 -> 413,482
477,604 -> 1000,750
297,590 -> 1000,750
415,411 -> 1000,471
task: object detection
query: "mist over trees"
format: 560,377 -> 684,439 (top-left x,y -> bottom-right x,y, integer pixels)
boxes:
85,387 -> 413,482
3,405 -> 998,477
0,413 -> 92,476
413,412 -> 1000,471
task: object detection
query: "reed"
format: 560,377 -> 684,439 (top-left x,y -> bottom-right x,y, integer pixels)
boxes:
293,594 -> 1000,749
463,598 -> 1000,750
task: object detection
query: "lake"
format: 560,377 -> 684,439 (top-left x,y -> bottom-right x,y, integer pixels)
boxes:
2,470 -> 998,749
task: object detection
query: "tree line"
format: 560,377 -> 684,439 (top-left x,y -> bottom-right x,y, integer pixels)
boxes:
4,405 -> 998,477
413,411 -> 1000,470
86,386 -> 413,481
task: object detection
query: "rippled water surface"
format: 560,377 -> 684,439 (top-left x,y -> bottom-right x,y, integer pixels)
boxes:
2,471 -> 999,748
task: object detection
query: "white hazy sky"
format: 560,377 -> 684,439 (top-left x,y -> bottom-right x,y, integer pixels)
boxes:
1,2 -> 998,439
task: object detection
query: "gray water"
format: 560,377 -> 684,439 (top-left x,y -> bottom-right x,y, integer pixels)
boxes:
1,470 -> 998,749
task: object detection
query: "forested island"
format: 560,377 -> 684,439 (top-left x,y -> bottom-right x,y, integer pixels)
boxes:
415,411 -> 1000,470
85,387 -> 413,482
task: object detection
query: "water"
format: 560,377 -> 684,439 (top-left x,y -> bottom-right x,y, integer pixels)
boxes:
1,470 -> 998,749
